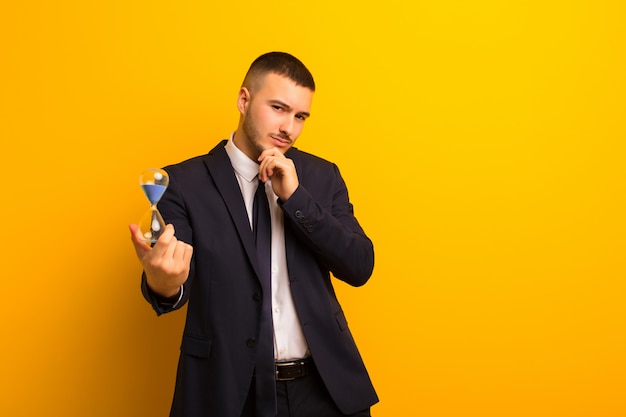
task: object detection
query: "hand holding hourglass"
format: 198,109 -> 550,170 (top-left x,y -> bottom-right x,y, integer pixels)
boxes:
139,168 -> 169,243
130,168 -> 193,299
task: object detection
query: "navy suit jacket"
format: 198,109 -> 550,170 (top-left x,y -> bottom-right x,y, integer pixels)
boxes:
142,140 -> 378,416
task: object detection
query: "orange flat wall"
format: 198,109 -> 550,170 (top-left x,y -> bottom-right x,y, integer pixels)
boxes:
1,1 -> 625,416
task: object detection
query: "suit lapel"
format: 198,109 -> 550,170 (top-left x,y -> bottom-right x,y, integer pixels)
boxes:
204,141 -> 262,280
206,142 -> 277,415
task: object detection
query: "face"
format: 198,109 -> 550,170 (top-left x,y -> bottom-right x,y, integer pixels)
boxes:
235,72 -> 313,160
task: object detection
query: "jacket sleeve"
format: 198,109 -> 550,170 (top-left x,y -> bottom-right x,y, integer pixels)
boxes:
279,163 -> 374,287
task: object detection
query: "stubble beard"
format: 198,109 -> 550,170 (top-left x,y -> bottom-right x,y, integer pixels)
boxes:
242,114 -> 266,159
241,112 -> 293,159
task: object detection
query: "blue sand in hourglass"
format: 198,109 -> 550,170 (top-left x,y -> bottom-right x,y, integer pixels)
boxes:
142,184 -> 167,205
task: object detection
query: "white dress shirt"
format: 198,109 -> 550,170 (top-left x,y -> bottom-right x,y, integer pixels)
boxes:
225,136 -> 309,361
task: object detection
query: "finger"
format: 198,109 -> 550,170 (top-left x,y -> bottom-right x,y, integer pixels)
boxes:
172,240 -> 193,268
163,234 -> 181,262
257,147 -> 283,162
258,158 -> 271,182
150,224 -> 177,258
260,165 -> 274,182
183,243 -> 194,264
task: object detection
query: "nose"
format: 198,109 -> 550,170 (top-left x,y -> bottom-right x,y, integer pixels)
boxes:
279,115 -> 294,138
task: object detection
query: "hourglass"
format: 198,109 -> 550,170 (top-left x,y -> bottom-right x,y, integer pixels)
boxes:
139,168 -> 169,243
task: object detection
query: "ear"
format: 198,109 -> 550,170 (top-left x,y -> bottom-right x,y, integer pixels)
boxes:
237,87 -> 251,115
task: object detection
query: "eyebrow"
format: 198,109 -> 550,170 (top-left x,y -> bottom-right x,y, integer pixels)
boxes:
269,99 -> 311,118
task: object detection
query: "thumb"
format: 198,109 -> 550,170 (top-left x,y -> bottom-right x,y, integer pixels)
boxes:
129,224 -> 151,258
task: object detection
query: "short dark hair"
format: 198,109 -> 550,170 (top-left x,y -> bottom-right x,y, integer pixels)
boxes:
243,52 -> 315,92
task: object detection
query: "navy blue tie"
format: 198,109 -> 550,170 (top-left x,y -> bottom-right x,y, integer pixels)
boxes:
252,179 -> 276,416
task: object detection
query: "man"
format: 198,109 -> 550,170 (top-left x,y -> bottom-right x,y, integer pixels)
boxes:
129,52 -> 378,417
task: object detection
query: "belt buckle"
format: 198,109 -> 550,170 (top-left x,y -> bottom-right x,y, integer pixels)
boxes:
275,360 -> 304,381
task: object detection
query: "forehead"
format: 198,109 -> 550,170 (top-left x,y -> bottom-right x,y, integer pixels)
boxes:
254,73 -> 313,111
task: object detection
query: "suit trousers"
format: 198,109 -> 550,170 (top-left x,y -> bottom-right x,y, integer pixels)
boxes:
241,363 -> 371,417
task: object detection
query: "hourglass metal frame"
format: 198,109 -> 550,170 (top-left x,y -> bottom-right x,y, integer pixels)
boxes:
138,168 -> 169,243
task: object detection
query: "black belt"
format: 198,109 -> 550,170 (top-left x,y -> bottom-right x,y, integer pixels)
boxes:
275,358 -> 313,381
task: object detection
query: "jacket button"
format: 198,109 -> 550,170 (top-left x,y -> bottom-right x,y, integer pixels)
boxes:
252,292 -> 261,301
246,338 -> 257,347
295,210 -> 303,219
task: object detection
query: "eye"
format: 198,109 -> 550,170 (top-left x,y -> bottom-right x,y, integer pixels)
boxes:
295,114 -> 308,121
272,105 -> 283,111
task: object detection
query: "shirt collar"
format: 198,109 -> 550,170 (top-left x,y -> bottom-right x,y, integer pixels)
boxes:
225,132 -> 259,183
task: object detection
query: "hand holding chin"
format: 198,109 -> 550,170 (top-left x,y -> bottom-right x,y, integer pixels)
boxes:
257,148 -> 299,201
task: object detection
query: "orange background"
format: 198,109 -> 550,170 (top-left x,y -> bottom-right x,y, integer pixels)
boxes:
1,1 -> 625,416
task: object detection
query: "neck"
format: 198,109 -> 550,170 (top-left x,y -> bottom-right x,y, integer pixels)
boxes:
232,129 -> 260,162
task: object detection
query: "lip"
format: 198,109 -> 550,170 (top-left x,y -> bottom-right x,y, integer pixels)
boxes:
270,135 -> 291,147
